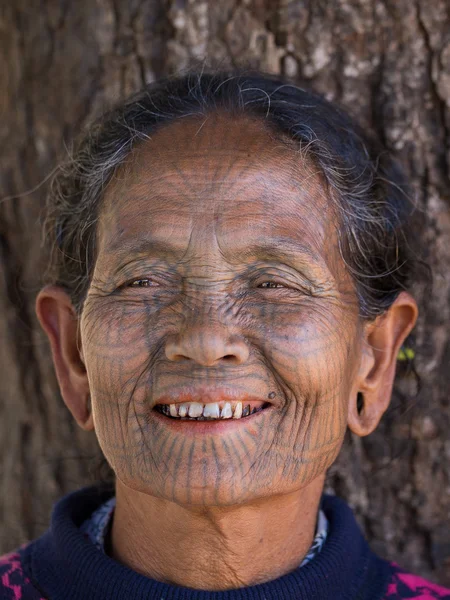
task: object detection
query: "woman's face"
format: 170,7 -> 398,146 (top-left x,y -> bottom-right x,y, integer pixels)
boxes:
81,113 -> 362,506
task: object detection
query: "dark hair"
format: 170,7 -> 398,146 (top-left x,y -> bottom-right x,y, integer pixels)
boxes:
45,70 -> 425,319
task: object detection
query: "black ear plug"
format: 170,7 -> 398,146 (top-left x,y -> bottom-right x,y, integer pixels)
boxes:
357,392 -> 364,415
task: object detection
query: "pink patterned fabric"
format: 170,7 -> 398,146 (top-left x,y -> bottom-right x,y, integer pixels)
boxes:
386,563 -> 450,599
0,551 -> 44,600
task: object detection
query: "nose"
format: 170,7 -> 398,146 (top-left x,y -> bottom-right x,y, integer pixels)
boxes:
165,320 -> 250,366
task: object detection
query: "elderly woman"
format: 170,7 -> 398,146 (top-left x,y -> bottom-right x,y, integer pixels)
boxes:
0,71 -> 448,600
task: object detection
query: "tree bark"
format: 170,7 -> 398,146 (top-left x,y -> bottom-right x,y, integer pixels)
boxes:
0,0 -> 449,586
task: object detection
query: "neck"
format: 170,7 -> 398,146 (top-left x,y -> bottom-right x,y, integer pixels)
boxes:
110,477 -> 325,591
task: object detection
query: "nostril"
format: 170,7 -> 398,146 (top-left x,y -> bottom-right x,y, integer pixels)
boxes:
169,353 -> 193,362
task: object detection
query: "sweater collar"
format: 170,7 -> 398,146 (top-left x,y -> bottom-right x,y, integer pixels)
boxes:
23,485 -> 391,600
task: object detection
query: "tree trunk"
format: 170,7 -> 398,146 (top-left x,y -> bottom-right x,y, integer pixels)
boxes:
0,0 -> 449,586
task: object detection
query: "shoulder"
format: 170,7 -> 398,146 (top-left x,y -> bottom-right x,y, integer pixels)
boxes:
0,547 -> 46,600
385,562 -> 450,599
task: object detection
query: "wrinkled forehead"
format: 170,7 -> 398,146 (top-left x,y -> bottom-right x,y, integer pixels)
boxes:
98,113 -> 339,262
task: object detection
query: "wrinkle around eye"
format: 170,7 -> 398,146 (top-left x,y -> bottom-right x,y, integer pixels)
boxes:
250,270 -> 336,300
243,259 -> 335,294
98,255 -> 179,287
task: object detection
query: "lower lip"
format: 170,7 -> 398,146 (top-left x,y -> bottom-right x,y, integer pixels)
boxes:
150,405 -> 274,436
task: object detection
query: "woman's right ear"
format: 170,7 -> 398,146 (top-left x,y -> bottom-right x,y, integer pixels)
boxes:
35,286 -> 94,431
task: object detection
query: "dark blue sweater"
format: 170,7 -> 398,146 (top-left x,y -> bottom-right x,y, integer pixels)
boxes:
0,485 -> 449,599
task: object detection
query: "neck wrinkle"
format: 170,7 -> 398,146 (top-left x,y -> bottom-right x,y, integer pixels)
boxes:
110,476 -> 325,591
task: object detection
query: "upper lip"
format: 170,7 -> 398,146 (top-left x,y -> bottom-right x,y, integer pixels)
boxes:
153,386 -> 276,407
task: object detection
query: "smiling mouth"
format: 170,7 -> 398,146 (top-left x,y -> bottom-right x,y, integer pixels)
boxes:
154,401 -> 271,421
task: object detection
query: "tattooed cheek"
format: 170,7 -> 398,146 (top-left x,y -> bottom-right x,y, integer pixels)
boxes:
83,301 -> 153,347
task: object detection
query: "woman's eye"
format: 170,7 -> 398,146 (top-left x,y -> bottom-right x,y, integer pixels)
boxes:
128,279 -> 158,288
258,281 -> 286,289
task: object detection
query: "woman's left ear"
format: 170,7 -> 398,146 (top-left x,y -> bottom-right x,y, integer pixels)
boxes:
36,285 -> 94,431
348,291 -> 418,437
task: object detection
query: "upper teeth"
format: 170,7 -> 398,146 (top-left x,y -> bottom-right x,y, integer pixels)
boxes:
157,401 -> 262,420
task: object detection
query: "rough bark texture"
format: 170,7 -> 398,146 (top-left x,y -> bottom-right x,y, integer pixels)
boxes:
0,0 -> 449,586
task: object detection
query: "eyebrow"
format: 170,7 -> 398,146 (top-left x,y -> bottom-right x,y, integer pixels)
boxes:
232,238 -> 325,267
108,237 -> 185,260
